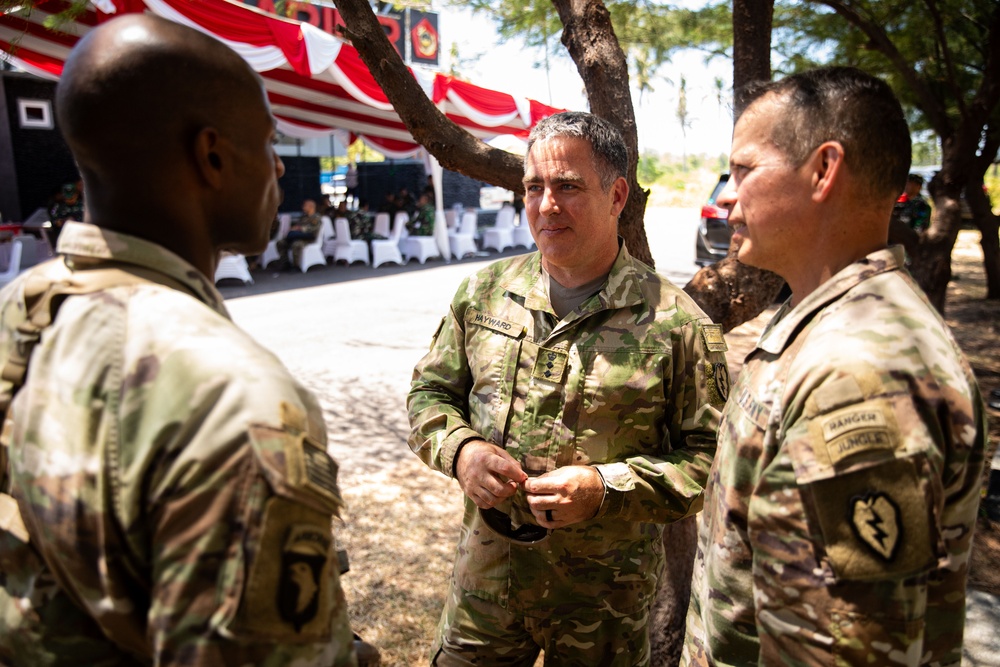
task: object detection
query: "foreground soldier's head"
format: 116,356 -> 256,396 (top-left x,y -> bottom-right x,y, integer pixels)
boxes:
521,111 -> 630,289
56,13 -> 285,276
718,66 -> 910,303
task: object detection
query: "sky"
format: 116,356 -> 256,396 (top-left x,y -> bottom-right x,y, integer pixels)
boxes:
435,5 -> 736,159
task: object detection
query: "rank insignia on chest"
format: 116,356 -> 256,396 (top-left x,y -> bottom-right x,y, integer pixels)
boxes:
531,346 -> 568,382
850,491 -> 901,561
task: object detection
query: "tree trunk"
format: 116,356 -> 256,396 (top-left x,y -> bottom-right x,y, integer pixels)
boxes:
965,176 -> 1000,300
681,0 -> 784,334
732,0 -> 774,116
649,516 -> 697,667
551,0 -> 651,265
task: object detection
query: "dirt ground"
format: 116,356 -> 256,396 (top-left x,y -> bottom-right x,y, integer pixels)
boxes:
339,229 -> 999,665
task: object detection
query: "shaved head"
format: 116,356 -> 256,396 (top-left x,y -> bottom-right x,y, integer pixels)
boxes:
56,13 -> 285,270
58,14 -> 264,179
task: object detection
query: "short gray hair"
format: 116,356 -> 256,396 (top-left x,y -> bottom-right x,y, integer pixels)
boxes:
525,112 -> 628,192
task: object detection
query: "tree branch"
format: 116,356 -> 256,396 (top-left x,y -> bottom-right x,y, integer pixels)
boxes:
924,0 -> 969,117
812,0 -> 953,139
550,0 -> 652,265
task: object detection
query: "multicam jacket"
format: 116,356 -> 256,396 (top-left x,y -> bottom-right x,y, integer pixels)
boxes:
408,243 -> 728,616
684,246 -> 986,666
0,222 -> 356,666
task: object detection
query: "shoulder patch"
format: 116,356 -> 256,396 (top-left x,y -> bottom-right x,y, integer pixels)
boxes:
705,360 -> 731,406
465,309 -> 524,337
818,403 -> 896,465
700,323 -> 728,352
228,498 -> 339,642
850,492 -> 901,561
803,456 -> 940,582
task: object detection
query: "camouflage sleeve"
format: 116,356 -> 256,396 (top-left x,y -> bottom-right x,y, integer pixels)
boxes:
144,373 -> 356,665
750,363 -> 985,666
594,317 -> 727,522
406,281 -> 483,478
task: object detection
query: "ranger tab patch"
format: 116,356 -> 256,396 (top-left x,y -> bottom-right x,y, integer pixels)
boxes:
700,324 -> 728,352
850,492 -> 901,561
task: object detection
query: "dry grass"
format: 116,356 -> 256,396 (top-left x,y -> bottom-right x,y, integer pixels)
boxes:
332,230 -> 999,664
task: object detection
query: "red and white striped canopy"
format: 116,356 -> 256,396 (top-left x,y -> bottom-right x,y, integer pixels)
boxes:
0,0 -> 566,158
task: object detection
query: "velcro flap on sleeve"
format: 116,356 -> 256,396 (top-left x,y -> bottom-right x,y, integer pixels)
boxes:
803,456 -> 940,582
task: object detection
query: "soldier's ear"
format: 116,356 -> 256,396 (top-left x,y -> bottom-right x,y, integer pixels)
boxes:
810,141 -> 844,203
193,127 -> 225,189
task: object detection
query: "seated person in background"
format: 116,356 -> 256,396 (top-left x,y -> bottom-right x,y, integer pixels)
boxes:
276,199 -> 321,269
378,193 -> 398,216
349,200 -> 382,242
397,187 -> 417,217
406,193 -> 435,236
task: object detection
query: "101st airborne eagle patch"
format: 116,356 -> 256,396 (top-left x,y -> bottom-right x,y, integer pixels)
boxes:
278,524 -> 332,632
850,491 -> 902,561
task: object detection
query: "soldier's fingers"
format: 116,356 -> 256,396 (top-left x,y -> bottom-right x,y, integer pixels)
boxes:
487,453 -> 528,484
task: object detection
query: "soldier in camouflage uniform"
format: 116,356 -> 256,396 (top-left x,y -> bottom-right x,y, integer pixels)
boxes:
408,111 -> 728,665
0,15 -> 359,666
406,193 -> 436,236
683,67 -> 987,667
277,199 -> 322,269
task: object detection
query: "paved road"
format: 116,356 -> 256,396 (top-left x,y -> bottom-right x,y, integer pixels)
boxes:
222,206 -> 997,665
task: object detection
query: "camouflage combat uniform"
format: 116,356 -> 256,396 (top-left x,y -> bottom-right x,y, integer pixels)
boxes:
0,222 -> 357,666
408,243 -> 728,664
277,212 -> 321,267
406,204 -> 435,236
683,246 -> 986,667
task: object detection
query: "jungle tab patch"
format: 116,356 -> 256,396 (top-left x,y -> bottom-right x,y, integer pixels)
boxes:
705,361 -> 731,406
278,524 -> 332,632
850,492 -> 901,561
700,324 -> 728,353
466,309 -> 524,337
284,435 -> 343,513
820,405 -> 894,465
531,346 -> 568,382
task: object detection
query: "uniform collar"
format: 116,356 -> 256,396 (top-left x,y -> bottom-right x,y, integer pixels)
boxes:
500,240 -> 647,314
757,245 -> 905,355
56,221 -> 229,318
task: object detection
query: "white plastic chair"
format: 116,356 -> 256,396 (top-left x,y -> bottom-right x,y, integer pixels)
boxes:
393,210 -> 410,243
444,208 -> 457,231
402,210 -> 443,265
512,208 -> 535,250
0,239 -> 23,288
373,212 -> 391,239
297,216 -> 334,272
372,214 -> 406,268
322,218 -> 341,260
482,206 -> 515,253
260,213 -> 291,268
214,253 -> 254,285
449,210 -> 479,260
333,218 -> 370,266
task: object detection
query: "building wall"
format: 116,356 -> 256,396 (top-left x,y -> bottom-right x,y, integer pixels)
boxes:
0,73 -> 77,222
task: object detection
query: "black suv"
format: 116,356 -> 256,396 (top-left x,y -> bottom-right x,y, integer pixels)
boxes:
695,174 -> 731,267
